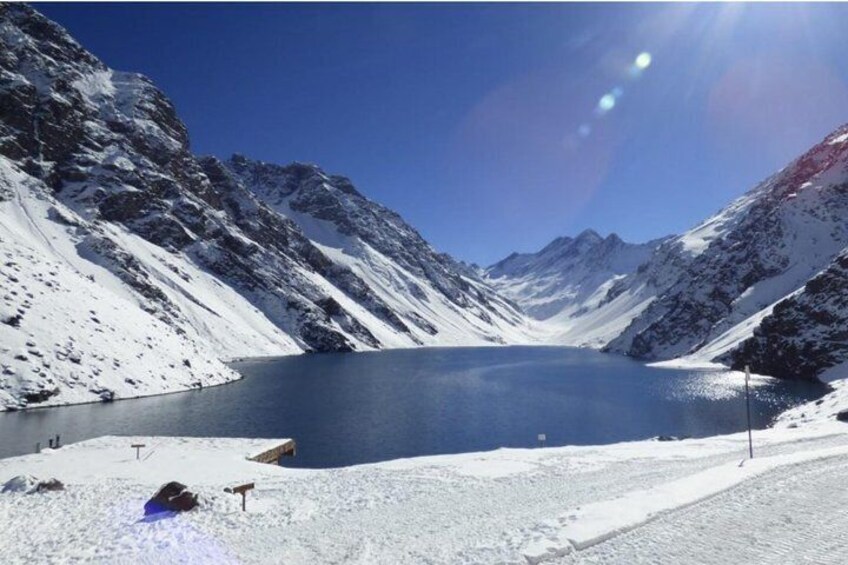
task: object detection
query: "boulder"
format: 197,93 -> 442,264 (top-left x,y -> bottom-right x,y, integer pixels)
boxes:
144,481 -> 198,515
37,478 -> 65,492
836,410 -> 848,423
2,475 -> 39,494
2,475 -> 65,494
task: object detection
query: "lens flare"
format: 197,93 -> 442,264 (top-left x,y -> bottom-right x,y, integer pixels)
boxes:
597,93 -> 616,113
635,52 -> 652,70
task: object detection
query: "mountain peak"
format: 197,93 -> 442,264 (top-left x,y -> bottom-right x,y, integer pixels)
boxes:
575,228 -> 602,242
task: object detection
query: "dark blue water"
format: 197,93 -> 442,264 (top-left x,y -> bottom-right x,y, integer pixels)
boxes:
0,347 -> 827,466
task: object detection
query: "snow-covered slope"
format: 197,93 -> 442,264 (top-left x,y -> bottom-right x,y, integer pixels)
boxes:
0,157 -> 243,409
222,155 -> 530,347
0,4 -> 532,410
486,230 -> 660,320
486,230 -> 664,347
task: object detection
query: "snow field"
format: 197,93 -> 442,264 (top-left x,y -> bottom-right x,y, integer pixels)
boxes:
1,422 -> 847,563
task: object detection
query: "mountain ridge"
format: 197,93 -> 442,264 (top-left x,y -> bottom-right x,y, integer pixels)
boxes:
0,4 -> 532,410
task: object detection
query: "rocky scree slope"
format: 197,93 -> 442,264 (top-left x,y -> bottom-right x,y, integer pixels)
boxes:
0,4 -> 529,410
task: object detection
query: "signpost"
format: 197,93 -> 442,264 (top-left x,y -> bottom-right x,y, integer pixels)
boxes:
744,365 -> 754,459
227,482 -> 255,511
131,443 -> 146,460
537,433 -> 546,448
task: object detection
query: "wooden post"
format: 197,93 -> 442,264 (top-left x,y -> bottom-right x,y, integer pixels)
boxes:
227,482 -> 255,512
48,438 -> 53,449
131,443 -> 146,460
36,442 -> 40,454
55,434 -> 60,449
745,365 -> 754,459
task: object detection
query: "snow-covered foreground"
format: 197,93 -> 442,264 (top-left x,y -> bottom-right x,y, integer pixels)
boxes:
2,400 -> 847,564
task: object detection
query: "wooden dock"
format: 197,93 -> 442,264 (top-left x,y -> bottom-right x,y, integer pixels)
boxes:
248,439 -> 297,464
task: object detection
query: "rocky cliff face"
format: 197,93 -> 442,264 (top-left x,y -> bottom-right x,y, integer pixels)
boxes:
223,155 -> 522,334
0,4 -> 529,410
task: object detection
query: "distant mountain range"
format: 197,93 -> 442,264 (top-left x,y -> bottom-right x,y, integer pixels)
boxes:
487,229 -> 662,327
1,4 -> 845,410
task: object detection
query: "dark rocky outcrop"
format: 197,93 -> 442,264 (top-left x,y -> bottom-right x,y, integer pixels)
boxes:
143,481 -> 198,515
22,387 -> 59,404
2,475 -> 65,494
726,249 -> 848,381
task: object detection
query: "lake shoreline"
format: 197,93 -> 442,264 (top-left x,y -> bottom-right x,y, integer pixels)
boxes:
0,346 -> 828,464
4,340 -> 820,416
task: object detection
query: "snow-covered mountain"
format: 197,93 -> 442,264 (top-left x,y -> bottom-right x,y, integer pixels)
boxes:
604,126 -> 848,371
491,125 -> 848,380
0,4 -> 530,410
486,230 -> 661,329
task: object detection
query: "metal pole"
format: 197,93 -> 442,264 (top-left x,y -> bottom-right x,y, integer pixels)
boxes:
745,365 -> 753,459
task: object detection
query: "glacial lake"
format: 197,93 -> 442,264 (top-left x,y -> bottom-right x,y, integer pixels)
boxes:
0,347 -> 828,465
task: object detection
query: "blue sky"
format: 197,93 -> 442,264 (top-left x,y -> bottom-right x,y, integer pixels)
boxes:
40,3 -> 848,265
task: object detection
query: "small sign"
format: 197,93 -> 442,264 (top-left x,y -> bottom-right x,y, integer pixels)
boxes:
131,443 -> 146,460
744,365 -> 754,459
231,482 -> 255,495
537,434 -> 546,442
227,482 -> 255,511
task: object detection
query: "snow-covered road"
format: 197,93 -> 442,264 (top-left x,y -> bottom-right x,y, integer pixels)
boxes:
562,454 -> 848,564
1,423 -> 847,564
